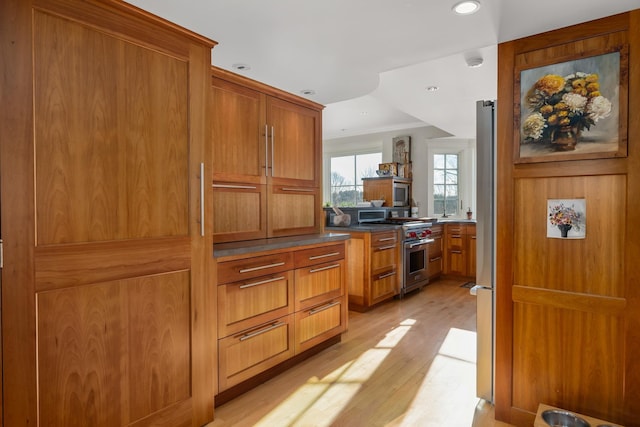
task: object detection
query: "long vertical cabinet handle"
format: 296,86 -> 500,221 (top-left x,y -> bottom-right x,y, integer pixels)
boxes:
264,124 -> 269,176
199,162 -> 205,237
270,125 -> 275,177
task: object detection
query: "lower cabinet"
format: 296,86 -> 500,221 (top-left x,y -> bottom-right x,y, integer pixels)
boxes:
428,224 -> 444,280
215,241 -> 347,393
342,229 -> 401,311
443,223 -> 476,278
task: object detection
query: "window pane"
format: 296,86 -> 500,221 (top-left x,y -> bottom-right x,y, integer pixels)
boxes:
433,170 -> 445,184
445,170 -> 458,184
331,156 -> 355,185
434,154 -> 445,169
446,154 -> 458,169
434,184 -> 445,198
356,152 -> 382,184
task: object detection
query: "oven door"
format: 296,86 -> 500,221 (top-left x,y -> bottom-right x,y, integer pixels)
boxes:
404,239 -> 432,295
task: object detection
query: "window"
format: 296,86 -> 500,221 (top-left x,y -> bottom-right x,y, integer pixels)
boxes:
329,152 -> 382,206
433,153 -> 459,217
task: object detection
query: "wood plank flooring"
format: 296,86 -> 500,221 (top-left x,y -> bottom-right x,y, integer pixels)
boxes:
207,278 -> 514,427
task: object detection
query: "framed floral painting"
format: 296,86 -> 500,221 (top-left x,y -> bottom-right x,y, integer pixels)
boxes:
514,45 -> 628,163
547,199 -> 586,239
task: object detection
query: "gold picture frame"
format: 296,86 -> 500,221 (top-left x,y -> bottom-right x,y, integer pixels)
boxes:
514,44 -> 628,164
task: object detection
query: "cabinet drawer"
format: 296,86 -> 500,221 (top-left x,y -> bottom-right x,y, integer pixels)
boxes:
218,315 -> 294,391
371,243 -> 398,273
294,260 -> 344,311
371,269 -> 399,303
295,298 -> 346,354
294,243 -> 345,268
217,271 -> 294,337
217,252 -> 294,284
371,231 -> 397,246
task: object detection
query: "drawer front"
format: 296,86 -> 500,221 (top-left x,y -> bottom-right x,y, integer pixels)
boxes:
428,256 -> 443,278
295,298 -> 346,354
294,260 -> 344,311
371,231 -> 397,246
371,269 -> 399,303
218,271 -> 294,337
294,243 -> 345,269
371,243 -> 398,273
217,252 -> 294,284
218,315 -> 294,391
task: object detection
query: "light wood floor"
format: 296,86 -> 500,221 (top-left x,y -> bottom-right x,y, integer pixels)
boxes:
207,278 -> 514,427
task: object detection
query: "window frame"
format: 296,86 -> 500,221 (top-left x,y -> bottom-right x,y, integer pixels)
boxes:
323,148 -> 382,207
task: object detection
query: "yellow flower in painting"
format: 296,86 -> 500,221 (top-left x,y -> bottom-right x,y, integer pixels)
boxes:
547,114 -> 559,125
571,78 -> 586,88
588,91 -> 601,98
573,87 -> 588,96
585,73 -> 599,83
586,82 -> 600,92
557,110 -> 569,118
559,117 -> 571,126
540,104 -> 554,115
554,102 -> 569,111
535,74 -> 565,95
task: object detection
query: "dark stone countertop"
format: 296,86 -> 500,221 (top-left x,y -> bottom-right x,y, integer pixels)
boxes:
325,224 -> 401,232
213,233 -> 350,259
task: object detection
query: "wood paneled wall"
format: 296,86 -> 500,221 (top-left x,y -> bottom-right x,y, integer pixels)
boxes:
496,10 -> 640,426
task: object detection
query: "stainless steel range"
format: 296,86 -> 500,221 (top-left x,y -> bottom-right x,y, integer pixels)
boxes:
401,221 -> 434,297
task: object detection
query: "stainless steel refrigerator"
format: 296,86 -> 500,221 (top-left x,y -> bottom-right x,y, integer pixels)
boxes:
472,99 -> 496,403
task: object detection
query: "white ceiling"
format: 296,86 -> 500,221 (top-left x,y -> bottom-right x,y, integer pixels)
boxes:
127,0 -> 639,140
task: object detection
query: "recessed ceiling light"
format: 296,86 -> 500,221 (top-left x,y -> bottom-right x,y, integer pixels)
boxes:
360,111 -> 369,116
232,63 -> 251,71
425,86 -> 439,92
300,89 -> 316,96
452,0 -> 480,15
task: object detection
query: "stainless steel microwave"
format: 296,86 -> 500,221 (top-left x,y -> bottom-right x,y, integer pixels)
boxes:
393,181 -> 410,206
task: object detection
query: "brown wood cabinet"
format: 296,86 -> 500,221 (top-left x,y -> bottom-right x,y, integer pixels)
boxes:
343,229 -> 401,311
216,242 -> 346,392
444,223 -> 476,278
428,224 -> 444,279
362,177 -> 412,207
211,68 -> 323,243
0,1 -> 216,425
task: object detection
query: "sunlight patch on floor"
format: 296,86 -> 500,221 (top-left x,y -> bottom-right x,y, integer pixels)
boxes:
254,319 -> 417,427
389,328 -> 480,427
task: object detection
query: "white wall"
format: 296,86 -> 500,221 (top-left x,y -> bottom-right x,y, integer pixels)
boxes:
323,126 -> 476,218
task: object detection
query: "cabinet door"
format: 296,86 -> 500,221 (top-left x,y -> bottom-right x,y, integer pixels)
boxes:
212,78 -> 267,184
3,7 -> 214,426
428,237 -> 444,279
468,227 -> 477,278
267,97 -> 320,187
213,182 -> 268,242
268,185 -> 320,237
295,297 -> 347,354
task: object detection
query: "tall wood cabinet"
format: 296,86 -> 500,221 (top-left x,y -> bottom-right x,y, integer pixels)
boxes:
0,1 -> 215,425
211,68 -> 323,243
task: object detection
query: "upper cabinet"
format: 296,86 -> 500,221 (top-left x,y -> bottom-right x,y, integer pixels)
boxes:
211,68 -> 323,243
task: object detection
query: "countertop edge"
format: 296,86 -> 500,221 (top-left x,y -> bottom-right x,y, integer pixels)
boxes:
213,233 -> 350,258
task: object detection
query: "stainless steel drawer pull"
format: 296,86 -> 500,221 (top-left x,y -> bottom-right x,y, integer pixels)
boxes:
378,237 -> 395,242
378,245 -> 396,251
452,234 -> 462,238
309,301 -> 340,315
240,276 -> 285,289
378,271 -> 396,279
239,262 -> 285,274
309,263 -> 340,274
239,322 -> 285,341
280,187 -> 315,192
451,250 -> 462,254
199,162 -> 205,237
265,124 -> 269,177
430,256 -> 442,262
212,184 -> 258,190
308,252 -> 340,260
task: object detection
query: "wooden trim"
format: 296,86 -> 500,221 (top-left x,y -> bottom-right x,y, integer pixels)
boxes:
211,66 -> 325,111
35,237 -> 192,291
512,285 -> 626,316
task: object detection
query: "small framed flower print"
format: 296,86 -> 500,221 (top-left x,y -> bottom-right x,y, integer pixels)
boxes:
547,199 -> 586,239
514,44 -> 628,164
